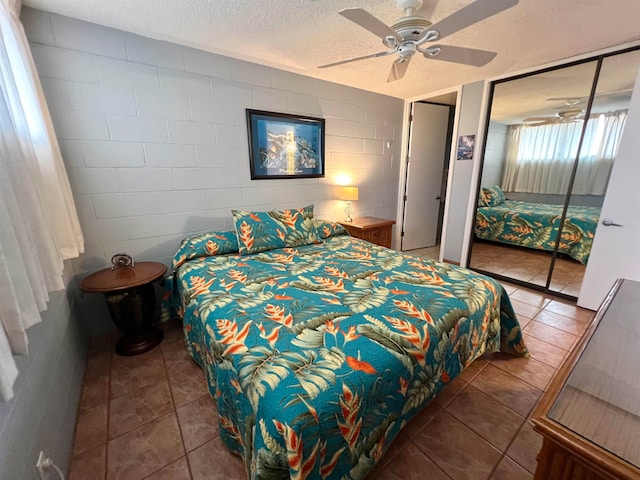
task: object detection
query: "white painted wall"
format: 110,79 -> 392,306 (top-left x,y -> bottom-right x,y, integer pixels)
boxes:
22,7 -> 404,273
441,81 -> 485,264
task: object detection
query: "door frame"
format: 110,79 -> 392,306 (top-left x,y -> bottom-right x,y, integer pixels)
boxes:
394,86 -> 462,261
400,101 -> 454,251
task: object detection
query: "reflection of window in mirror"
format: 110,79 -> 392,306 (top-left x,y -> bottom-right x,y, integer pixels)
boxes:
470,61 -> 598,287
551,48 -> 640,296
469,48 -> 640,298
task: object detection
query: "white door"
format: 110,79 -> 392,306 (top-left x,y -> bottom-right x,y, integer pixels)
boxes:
401,102 -> 450,251
579,69 -> 640,310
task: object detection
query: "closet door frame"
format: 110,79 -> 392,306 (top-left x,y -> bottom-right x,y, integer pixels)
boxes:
466,45 -> 640,300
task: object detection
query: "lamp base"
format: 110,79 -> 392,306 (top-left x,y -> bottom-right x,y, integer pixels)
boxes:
344,201 -> 353,223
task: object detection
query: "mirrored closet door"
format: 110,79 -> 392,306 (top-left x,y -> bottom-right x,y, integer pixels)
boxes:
468,47 -> 640,298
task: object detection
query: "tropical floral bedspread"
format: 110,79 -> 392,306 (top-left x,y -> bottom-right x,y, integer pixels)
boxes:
475,200 -> 601,264
165,233 -> 528,480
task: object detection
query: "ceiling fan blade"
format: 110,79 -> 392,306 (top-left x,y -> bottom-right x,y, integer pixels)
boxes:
422,45 -> 497,66
547,96 -> 585,102
527,121 -> 553,126
388,57 -> 412,82
318,49 -> 396,69
339,8 -> 402,43
416,0 -> 519,43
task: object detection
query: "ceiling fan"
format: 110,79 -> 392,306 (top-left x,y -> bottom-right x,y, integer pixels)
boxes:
547,85 -> 634,107
318,0 -> 519,82
523,108 -> 584,126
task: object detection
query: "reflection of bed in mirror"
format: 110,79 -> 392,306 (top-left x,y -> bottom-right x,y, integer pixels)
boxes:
475,194 -> 601,264
468,49 -> 640,297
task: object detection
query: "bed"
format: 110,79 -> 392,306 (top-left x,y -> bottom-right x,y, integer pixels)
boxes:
163,208 -> 528,480
475,199 -> 601,264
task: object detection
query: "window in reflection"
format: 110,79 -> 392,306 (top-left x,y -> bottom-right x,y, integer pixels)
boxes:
549,48 -> 640,296
470,60 -> 598,287
470,48 -> 640,297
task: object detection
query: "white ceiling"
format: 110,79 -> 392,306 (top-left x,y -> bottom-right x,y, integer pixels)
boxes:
22,0 -> 640,100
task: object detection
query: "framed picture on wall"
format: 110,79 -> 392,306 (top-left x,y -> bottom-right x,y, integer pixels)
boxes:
456,134 -> 476,161
246,109 -> 325,179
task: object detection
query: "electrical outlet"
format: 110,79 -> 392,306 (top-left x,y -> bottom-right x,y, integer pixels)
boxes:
36,451 -> 50,480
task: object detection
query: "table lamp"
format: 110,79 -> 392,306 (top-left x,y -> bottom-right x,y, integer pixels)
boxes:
337,186 -> 359,222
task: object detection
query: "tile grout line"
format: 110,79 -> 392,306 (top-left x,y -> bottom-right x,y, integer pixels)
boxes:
488,359 -> 550,396
522,322 -> 579,351
159,340 -> 195,480
74,294 -> 587,480
68,347 -> 95,478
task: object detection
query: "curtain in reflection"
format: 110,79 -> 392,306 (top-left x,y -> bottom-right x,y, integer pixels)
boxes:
573,110 -> 627,194
501,111 -> 627,195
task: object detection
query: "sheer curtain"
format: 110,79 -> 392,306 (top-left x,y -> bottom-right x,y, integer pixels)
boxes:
572,110 -> 627,195
501,111 -> 627,195
0,0 -> 84,400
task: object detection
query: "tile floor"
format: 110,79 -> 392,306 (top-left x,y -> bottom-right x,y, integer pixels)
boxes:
468,242 -> 585,296
68,282 -> 594,480
406,244 -> 441,261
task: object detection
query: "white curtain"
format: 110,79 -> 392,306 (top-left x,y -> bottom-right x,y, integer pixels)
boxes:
0,0 -> 84,401
501,111 -> 627,195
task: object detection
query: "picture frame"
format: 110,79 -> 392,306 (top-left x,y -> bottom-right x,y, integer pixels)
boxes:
456,134 -> 476,161
246,109 -> 325,180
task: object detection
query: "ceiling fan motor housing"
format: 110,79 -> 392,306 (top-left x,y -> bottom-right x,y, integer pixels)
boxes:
557,108 -> 582,119
390,16 -> 433,42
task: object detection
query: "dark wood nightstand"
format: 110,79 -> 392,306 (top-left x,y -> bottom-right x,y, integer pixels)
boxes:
338,216 -> 396,248
80,262 -> 167,356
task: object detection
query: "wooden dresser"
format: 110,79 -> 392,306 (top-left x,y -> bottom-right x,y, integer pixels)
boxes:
338,217 -> 396,248
531,279 -> 640,480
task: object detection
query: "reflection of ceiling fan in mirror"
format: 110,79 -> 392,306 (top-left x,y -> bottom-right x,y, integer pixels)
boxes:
523,108 -> 584,126
547,86 -> 634,108
318,0 -> 519,82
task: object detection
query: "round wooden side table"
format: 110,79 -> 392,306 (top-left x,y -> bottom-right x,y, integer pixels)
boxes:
80,262 -> 167,356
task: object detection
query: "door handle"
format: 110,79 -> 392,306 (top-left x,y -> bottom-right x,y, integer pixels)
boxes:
435,196 -> 441,200
602,218 -> 623,227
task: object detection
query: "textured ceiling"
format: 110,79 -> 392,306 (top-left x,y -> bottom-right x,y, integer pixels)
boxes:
491,48 -> 640,124
22,0 -> 640,100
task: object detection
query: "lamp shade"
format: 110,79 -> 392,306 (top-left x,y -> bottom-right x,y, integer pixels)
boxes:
337,186 -> 359,201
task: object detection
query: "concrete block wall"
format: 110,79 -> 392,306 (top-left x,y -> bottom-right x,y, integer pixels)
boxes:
22,7 -> 404,281
0,279 -> 87,479
481,122 -> 508,189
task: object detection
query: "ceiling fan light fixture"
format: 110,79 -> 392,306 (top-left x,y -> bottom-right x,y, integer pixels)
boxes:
398,42 -> 417,55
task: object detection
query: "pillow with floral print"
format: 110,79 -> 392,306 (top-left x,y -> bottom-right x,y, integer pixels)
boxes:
478,189 -> 489,207
232,205 -> 321,255
170,230 -> 239,271
313,219 -> 347,239
483,185 -> 506,206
